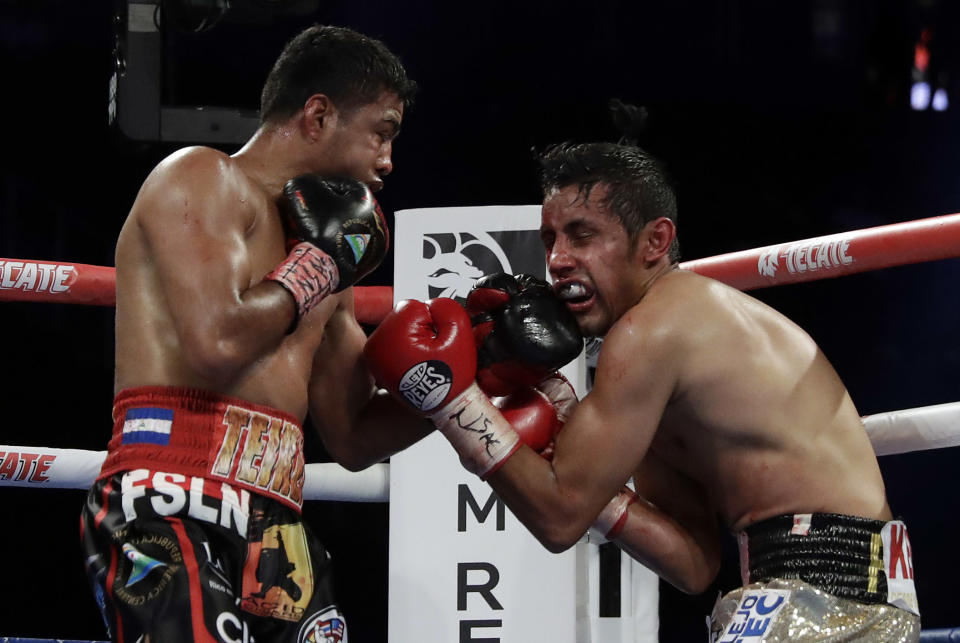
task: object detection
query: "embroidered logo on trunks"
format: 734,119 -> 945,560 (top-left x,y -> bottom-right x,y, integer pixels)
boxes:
112,531 -> 182,607
298,606 -> 347,643
122,408 -> 174,445
717,589 -> 790,642
120,469 -> 251,537
211,405 -> 305,508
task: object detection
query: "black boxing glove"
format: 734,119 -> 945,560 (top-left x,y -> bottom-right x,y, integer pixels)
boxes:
265,175 -> 389,327
466,273 -> 584,396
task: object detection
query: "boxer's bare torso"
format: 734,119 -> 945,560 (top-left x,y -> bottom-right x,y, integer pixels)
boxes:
489,181 -> 892,593
111,91 -> 425,471
114,145 -> 346,419
618,270 -> 891,531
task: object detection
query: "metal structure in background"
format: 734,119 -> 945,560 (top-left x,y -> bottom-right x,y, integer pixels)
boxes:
109,0 -> 260,143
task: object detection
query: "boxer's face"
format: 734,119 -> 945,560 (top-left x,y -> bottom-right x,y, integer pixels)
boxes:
321,91 -> 403,193
541,184 -> 641,337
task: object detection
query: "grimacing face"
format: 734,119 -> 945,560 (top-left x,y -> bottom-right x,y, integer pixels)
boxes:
323,91 -> 403,193
540,184 -> 640,337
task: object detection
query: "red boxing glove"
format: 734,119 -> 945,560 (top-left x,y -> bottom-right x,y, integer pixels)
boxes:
496,373 -> 578,459
364,298 -> 521,477
364,298 -> 477,414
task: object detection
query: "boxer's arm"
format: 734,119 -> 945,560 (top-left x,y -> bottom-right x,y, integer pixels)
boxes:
135,148 -> 295,381
306,293 -> 433,471
609,452 -> 722,594
484,312 -> 696,571
493,371 -> 720,593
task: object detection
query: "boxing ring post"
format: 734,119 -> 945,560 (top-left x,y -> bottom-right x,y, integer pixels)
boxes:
3,209 -> 960,641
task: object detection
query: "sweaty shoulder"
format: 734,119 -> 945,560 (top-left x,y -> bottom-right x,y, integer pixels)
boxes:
605,271 -> 710,349
601,270 -> 747,379
131,146 -> 260,231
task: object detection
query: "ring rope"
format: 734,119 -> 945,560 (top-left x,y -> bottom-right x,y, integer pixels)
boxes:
0,258 -> 394,325
2,399 -> 956,498
679,211 -> 960,290
0,446 -> 389,501
3,212 -> 959,319
3,215 -> 959,640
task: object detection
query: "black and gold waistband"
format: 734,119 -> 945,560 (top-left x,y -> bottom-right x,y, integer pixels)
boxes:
741,513 -> 888,605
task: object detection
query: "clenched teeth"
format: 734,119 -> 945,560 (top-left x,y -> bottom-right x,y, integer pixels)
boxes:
557,282 -> 590,300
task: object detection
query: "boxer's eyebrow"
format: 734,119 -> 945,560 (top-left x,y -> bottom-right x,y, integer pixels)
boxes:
382,114 -> 401,139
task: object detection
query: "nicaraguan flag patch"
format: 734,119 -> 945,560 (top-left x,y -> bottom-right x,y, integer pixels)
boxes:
122,407 -> 174,445
345,233 -> 370,263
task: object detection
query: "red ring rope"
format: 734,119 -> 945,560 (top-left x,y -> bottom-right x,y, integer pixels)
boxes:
679,212 -> 960,290
3,212 -> 960,321
0,258 -> 394,325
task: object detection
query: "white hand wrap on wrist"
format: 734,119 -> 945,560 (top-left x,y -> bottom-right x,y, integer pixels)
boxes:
430,382 -> 521,478
589,486 -> 638,543
534,374 -> 578,422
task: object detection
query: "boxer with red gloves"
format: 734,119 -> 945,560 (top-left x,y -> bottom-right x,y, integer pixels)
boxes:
266,174 -> 388,329
451,142 -> 917,641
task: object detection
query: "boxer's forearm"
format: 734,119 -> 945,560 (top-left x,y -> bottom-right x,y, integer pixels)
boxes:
487,446 -> 598,551
348,390 -> 435,468
492,455 -> 721,594
611,497 -> 721,595
314,387 -> 433,472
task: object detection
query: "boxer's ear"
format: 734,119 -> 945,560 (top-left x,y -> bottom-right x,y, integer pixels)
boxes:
302,94 -> 336,140
641,217 -> 676,263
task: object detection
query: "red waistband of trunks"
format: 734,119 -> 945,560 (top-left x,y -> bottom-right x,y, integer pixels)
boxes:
99,386 -> 305,512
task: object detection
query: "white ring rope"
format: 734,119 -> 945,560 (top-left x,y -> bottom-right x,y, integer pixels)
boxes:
0,446 -> 389,501
862,401 -> 960,457
1,400 -> 956,497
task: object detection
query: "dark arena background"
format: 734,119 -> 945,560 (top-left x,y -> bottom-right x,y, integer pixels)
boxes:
2,1 -> 959,641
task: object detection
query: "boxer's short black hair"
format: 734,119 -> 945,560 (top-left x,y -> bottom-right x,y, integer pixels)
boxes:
537,142 -> 679,262
260,25 -> 417,124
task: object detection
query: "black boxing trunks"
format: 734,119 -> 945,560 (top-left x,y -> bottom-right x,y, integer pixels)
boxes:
80,386 -> 347,643
709,513 -> 919,642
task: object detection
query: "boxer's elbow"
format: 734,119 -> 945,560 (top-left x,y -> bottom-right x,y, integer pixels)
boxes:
327,443 -> 379,472
534,511 -> 591,553
540,533 -> 579,554
181,332 -> 251,382
669,544 -> 721,595
674,560 -> 720,595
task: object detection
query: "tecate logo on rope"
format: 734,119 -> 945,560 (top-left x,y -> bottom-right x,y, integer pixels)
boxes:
0,260 -> 77,293
757,238 -> 854,278
0,450 -> 55,482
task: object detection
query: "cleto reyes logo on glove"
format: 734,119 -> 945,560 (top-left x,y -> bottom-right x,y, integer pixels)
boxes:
399,360 -> 454,412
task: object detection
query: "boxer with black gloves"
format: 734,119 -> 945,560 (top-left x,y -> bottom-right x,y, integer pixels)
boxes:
81,26 -> 429,643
